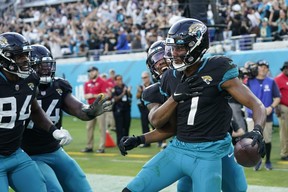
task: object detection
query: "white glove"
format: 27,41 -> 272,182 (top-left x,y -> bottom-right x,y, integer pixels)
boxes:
52,127 -> 72,146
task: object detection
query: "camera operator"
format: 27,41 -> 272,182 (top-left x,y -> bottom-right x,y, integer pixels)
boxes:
245,60 -> 281,171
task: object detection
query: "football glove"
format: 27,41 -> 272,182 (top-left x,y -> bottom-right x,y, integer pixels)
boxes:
118,135 -> 145,156
52,127 -> 73,146
82,94 -> 113,118
173,75 -> 204,103
240,124 -> 266,158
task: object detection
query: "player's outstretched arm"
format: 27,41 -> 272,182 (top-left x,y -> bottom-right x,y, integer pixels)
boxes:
63,93 -> 112,121
223,78 -> 266,157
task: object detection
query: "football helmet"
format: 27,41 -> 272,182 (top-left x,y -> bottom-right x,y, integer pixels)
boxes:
0,32 -> 32,78
30,44 -> 56,84
146,40 -> 170,80
165,18 -> 209,71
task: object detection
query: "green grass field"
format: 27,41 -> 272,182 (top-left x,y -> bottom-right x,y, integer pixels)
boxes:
62,115 -> 288,188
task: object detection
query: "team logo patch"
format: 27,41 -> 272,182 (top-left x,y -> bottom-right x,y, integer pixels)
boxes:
56,88 -> 63,96
201,75 -> 212,84
28,83 -> 35,90
41,91 -> 46,96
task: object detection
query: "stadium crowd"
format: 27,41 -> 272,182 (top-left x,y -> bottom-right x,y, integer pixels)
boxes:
1,0 -> 288,58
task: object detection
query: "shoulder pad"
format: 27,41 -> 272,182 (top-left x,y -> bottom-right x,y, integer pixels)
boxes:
53,77 -> 72,93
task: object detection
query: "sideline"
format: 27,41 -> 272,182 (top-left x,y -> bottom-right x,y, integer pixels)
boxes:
86,174 -> 288,192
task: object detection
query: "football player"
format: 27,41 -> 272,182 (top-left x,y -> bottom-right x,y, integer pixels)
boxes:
0,32 -> 71,191
120,40 -> 248,192
119,40 -> 175,152
21,44 -> 112,192
121,18 -> 266,192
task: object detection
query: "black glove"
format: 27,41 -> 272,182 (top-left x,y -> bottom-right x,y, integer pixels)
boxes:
172,75 -> 204,102
82,94 -> 113,118
240,124 -> 266,158
118,135 -> 145,156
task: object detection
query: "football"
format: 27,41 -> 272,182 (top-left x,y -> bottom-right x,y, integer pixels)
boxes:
234,138 -> 261,167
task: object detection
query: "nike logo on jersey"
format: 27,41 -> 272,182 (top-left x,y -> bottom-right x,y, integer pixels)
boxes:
228,152 -> 234,158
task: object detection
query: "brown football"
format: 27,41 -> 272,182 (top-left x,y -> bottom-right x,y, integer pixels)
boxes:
234,138 -> 261,167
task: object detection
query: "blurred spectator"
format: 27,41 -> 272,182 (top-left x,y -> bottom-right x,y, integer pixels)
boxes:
114,27 -> 130,52
274,61 -> 288,161
130,25 -> 143,50
107,69 -> 116,86
132,7 -> 143,26
246,6 -> 261,36
112,75 -> 132,145
259,17 -> 272,39
101,72 -> 116,132
48,31 -> 63,58
258,0 -> 272,19
228,4 -> 243,36
103,30 -> 117,54
87,29 -> 102,50
60,34 -> 72,56
136,71 -> 152,148
278,22 -> 288,36
82,66 -> 109,153
75,35 -> 88,56
145,26 -> 159,51
3,0 -> 288,59
268,1 -> 281,34
116,6 -> 125,23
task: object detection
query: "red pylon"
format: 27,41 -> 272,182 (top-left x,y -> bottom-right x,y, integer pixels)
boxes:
105,130 -> 116,147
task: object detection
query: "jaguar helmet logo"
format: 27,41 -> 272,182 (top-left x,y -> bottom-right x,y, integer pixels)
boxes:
188,23 -> 207,38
